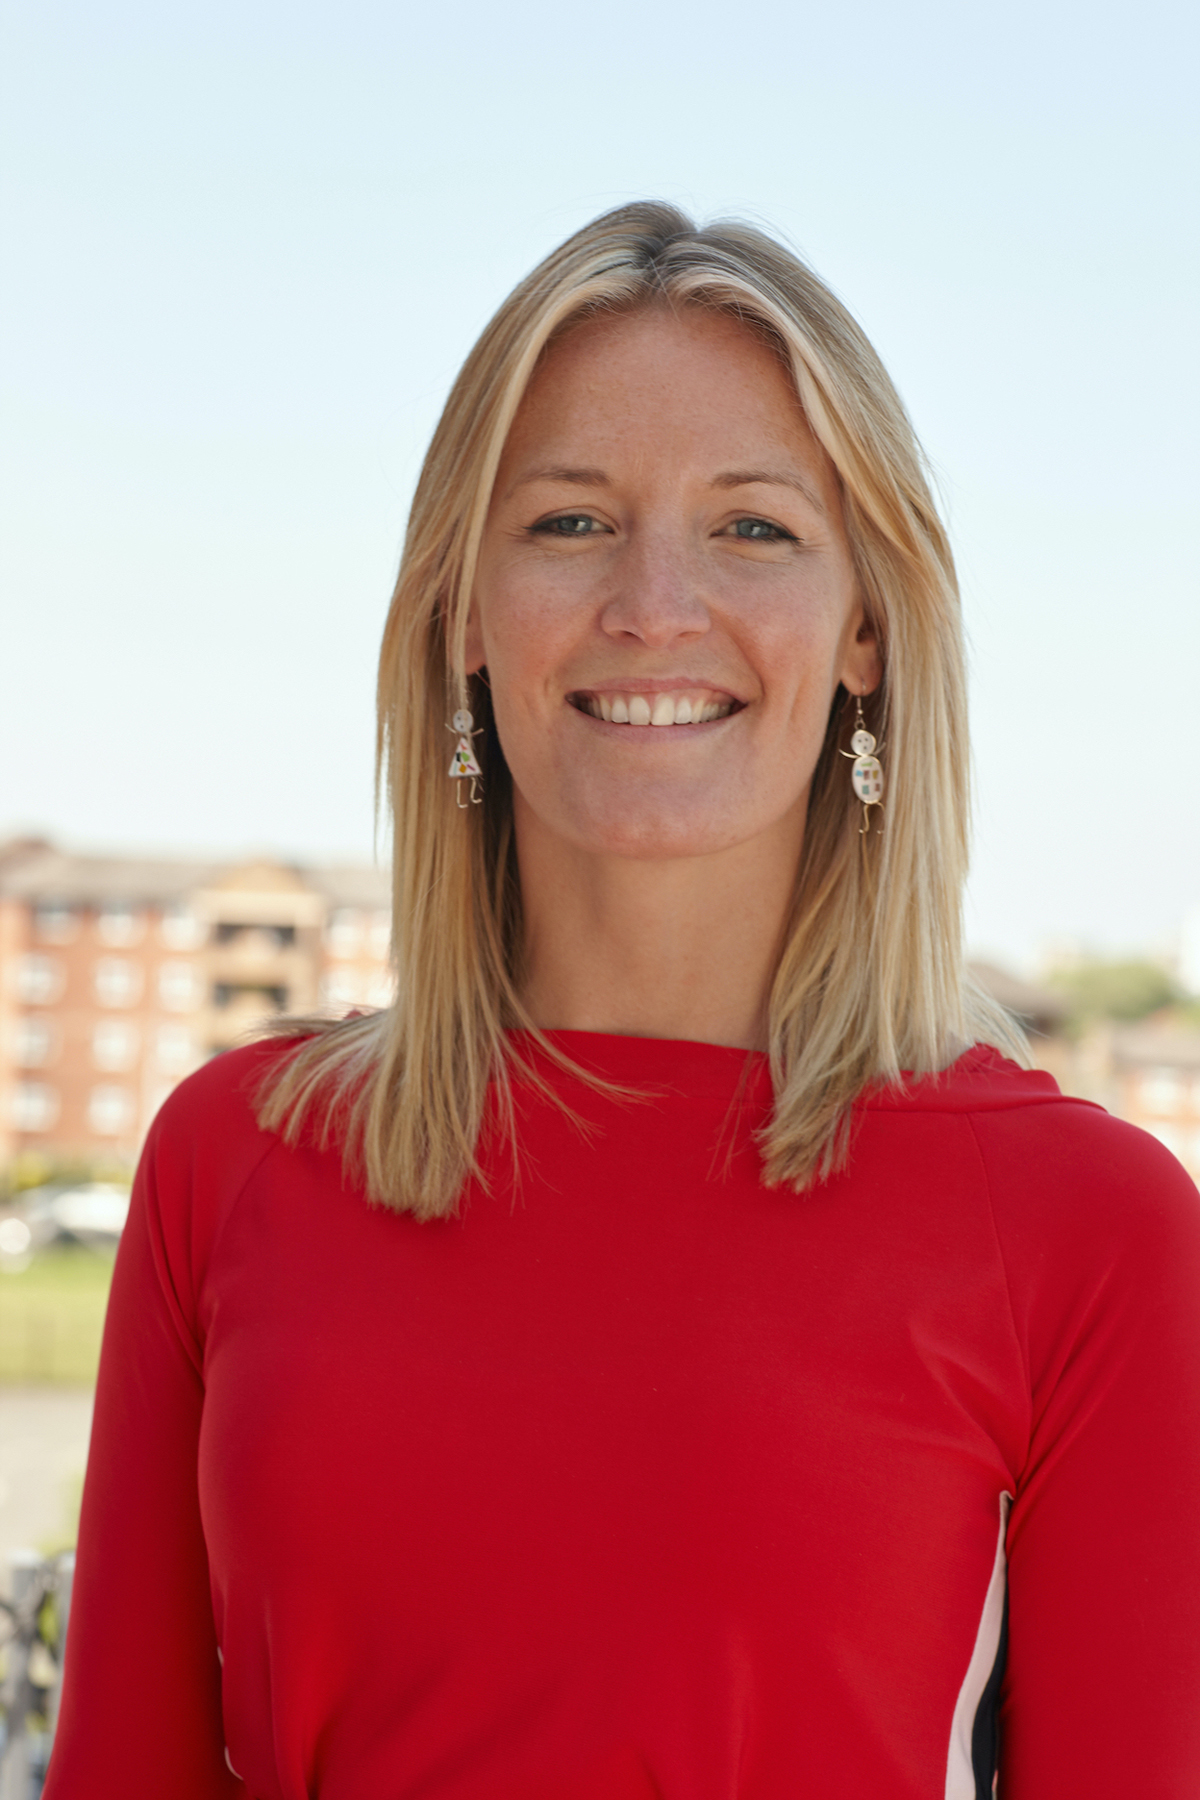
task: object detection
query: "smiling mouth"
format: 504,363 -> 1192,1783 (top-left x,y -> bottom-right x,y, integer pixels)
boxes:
568,689 -> 742,726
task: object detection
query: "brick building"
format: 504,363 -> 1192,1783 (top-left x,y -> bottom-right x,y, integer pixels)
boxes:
0,839 -> 392,1169
4,837 -> 1198,1186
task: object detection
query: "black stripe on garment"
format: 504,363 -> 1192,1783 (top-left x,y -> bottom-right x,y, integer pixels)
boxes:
970,1589 -> 1008,1798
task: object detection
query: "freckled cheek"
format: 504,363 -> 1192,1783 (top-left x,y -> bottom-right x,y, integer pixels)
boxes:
477,588 -> 577,734
755,580 -> 855,668
481,577 -> 593,687
751,624 -> 847,743
743,627 -> 829,716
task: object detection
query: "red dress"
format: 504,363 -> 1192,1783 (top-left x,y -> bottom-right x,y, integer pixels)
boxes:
46,1033 -> 1200,1798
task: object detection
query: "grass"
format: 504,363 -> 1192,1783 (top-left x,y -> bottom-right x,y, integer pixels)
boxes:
0,1246 -> 115,1385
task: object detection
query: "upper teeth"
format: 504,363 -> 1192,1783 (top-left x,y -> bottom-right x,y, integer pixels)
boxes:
581,693 -> 734,726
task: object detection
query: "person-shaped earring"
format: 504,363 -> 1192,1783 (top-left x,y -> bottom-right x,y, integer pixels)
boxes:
446,708 -> 484,807
840,692 -> 884,835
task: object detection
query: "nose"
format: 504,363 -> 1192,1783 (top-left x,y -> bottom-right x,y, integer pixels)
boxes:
598,531 -> 712,649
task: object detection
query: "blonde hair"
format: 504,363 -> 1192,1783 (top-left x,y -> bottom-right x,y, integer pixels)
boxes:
258,200 -> 1027,1218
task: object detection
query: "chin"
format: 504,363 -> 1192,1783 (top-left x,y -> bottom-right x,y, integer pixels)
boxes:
560,797 -> 755,861
513,768 -> 803,865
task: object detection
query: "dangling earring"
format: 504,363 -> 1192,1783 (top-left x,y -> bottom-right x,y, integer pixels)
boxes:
446,707 -> 483,807
840,692 -> 884,835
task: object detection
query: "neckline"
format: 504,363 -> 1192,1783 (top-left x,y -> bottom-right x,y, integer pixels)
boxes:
506,1027 -> 771,1102
505,1029 -> 1006,1108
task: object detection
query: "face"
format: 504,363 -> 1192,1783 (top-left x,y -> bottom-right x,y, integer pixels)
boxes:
467,305 -> 881,865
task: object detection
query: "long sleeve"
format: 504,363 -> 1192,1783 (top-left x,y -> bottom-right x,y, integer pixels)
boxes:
974,1104 -> 1200,1796
39,1037 -> 1200,1796
43,1113 -> 245,1798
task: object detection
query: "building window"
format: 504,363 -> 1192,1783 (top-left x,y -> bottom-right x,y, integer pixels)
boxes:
156,1023 -> 196,1073
158,962 -> 200,1012
319,968 -> 393,1010
326,909 -> 362,958
15,954 -> 65,1005
160,906 -> 207,950
94,957 -> 143,1008
88,1084 -> 136,1136
93,1019 -> 140,1072
33,902 -> 78,944
15,1017 -> 56,1068
1140,1070 -> 1183,1116
11,1082 -> 60,1133
97,904 -> 145,947
213,982 -> 288,1012
214,921 -> 296,948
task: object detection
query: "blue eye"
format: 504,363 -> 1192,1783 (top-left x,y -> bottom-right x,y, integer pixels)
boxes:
730,518 -> 795,542
532,514 -> 603,537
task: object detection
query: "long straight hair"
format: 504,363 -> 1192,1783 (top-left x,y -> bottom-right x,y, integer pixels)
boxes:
258,201 -> 1026,1218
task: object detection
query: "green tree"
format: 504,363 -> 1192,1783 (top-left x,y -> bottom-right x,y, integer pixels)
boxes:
1047,958 -> 1181,1026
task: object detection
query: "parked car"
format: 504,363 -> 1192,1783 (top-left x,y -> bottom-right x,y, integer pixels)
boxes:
18,1183 -> 131,1250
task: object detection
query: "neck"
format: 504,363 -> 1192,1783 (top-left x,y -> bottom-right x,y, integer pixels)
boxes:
514,805 -> 804,1052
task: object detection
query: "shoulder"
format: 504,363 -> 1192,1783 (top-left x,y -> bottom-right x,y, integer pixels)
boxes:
157,1036 -> 293,1116
153,1035 -> 294,1132
866,1043 -> 1080,1122
135,1037 -> 305,1272
941,1052 -> 1200,1315
868,1043 -> 1200,1253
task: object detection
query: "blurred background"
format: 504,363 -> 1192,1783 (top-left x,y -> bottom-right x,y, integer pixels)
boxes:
1,0 -> 1197,1761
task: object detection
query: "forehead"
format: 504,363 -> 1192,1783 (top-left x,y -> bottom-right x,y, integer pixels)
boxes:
500,303 -> 825,477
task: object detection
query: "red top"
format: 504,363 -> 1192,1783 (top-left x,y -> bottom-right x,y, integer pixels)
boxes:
46,1033 -> 1200,1799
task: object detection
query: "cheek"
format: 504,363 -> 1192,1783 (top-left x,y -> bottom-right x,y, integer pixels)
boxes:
475,593 -> 536,702
755,595 -> 852,707
479,570 -> 562,666
474,591 -> 570,778
477,568 -> 598,727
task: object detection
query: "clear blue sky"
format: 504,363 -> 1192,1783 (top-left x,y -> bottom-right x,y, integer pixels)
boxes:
2,0 -> 1197,971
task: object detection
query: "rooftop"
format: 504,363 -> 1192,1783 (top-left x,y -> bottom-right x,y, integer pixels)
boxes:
0,838 -> 390,911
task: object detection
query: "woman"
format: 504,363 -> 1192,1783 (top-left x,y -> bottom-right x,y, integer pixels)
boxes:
46,204 -> 1200,1798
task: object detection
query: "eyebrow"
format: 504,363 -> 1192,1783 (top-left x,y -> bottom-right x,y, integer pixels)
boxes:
712,468 -> 827,512
505,464 -> 827,513
505,466 -> 610,498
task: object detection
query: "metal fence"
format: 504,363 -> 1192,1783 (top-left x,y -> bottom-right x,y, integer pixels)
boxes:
0,1551 -> 74,1800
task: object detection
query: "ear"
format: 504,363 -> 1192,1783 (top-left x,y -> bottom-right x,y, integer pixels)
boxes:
840,604 -> 883,697
463,604 -> 486,676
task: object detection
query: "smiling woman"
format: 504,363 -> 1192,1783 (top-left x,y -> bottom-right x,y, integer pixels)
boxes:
262,204 -> 1028,1209
468,306 -> 880,1047
46,205 -> 1200,1800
